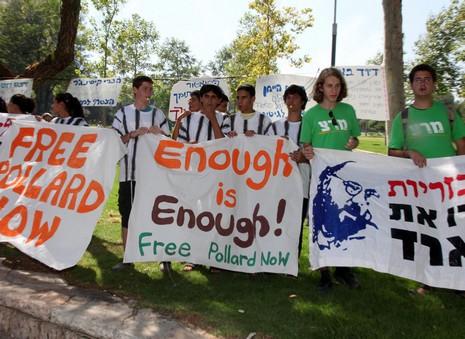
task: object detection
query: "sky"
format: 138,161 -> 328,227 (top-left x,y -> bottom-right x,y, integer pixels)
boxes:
109,0 -> 452,76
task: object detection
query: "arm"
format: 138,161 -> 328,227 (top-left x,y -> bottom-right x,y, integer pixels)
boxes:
455,137 -> 465,155
345,136 -> 359,150
171,111 -> 191,140
388,148 -> 427,168
302,142 -> 315,161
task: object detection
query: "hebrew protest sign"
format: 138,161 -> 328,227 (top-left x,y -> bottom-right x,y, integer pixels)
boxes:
0,121 -> 127,270
125,135 -> 303,275
168,77 -> 230,121
254,74 -> 315,121
339,66 -> 389,121
0,79 -> 33,104
310,149 -> 465,289
66,77 -> 123,106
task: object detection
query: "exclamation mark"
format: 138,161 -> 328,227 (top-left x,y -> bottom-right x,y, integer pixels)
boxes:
275,199 -> 286,236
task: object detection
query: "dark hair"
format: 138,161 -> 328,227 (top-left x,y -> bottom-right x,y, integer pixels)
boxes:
200,84 -> 223,98
10,94 -> 35,113
283,85 -> 308,110
220,93 -> 229,103
190,90 -> 201,100
54,92 -> 84,118
409,64 -> 437,83
132,75 -> 153,89
237,83 -> 255,97
0,97 -> 6,112
312,67 -> 348,103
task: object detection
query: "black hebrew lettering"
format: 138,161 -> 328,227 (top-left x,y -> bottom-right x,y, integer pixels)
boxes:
448,236 -> 465,267
389,203 -> 414,222
421,234 -> 443,266
391,229 -> 417,261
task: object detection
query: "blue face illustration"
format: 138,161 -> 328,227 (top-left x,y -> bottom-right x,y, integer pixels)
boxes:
312,161 -> 380,250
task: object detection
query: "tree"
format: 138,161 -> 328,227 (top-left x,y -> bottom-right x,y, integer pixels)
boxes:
0,0 -> 81,114
413,0 -> 465,97
0,0 -> 80,88
383,0 -> 405,137
222,0 -> 313,88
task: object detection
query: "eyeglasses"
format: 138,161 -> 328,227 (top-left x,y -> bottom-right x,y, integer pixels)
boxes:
328,111 -> 338,126
413,77 -> 432,84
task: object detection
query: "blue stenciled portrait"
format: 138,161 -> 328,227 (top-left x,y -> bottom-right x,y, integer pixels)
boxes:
312,161 -> 380,250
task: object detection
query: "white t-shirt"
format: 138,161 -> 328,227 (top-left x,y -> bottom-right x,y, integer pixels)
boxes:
112,104 -> 169,182
222,111 -> 274,135
177,111 -> 225,143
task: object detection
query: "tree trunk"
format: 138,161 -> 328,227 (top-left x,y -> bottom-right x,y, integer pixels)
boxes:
383,0 -> 405,140
0,0 -> 81,91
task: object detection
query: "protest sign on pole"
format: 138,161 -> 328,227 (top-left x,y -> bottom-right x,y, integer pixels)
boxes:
66,77 -> 123,106
168,77 -> 230,122
0,79 -> 34,104
309,148 -> 465,290
125,134 -> 303,275
0,121 -> 127,270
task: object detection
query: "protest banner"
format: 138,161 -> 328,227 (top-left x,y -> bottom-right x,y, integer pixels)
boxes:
0,113 -> 37,139
0,121 -> 127,270
309,148 -> 465,290
0,79 -> 33,104
168,77 -> 230,122
254,67 -> 388,122
66,77 -> 123,106
254,74 -> 315,121
124,134 -> 303,275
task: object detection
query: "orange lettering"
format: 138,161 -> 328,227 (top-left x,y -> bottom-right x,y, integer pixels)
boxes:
208,150 -> 230,170
26,210 -> 61,247
24,128 -> 57,162
9,127 -> 34,158
58,174 -> 86,209
39,171 -> 67,206
273,139 -> 293,177
68,134 -> 97,169
77,180 -> 105,213
0,204 -> 27,237
185,147 -> 206,171
49,132 -> 74,166
0,164 -> 24,189
231,149 -> 250,175
246,150 -> 271,190
154,139 -> 183,169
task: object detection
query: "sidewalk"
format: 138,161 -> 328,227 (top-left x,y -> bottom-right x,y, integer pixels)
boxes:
0,258 -> 216,338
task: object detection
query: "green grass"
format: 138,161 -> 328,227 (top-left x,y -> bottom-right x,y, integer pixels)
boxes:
2,136 -> 465,338
357,135 -> 387,154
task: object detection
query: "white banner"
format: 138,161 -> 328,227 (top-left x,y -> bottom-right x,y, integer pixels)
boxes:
125,135 -> 303,275
168,77 -> 230,122
0,79 -> 33,102
254,74 -> 315,121
0,121 -> 127,270
0,113 -> 37,139
66,77 -> 123,106
339,66 -> 389,121
310,149 -> 465,290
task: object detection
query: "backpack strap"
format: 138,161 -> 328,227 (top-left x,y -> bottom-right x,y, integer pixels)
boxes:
401,107 -> 409,151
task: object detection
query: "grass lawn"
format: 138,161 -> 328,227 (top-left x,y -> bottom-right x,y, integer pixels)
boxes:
2,135 -> 465,338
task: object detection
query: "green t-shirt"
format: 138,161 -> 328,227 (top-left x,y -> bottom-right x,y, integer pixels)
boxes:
388,101 -> 465,158
300,102 -> 361,150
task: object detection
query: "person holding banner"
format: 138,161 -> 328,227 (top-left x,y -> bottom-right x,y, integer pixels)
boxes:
388,64 -> 465,297
222,84 -> 274,137
301,67 -> 361,292
269,84 -> 310,259
112,75 -> 170,271
0,97 -> 6,113
171,90 -> 202,140
176,84 -> 225,144
51,93 -> 88,126
7,94 -> 35,114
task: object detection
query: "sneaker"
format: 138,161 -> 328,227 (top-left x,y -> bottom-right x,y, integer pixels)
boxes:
112,261 -> 133,271
160,261 -> 172,272
334,268 -> 360,289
